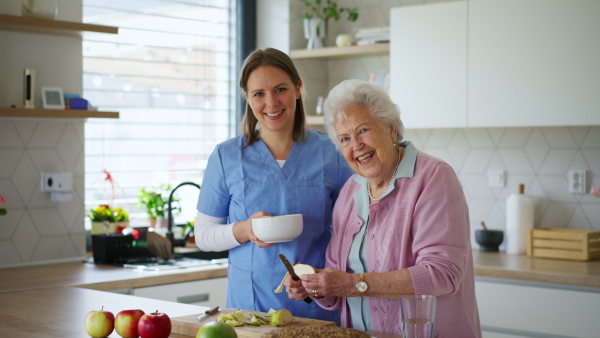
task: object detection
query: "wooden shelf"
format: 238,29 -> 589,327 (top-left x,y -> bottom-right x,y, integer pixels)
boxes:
0,14 -> 118,37
290,43 -> 389,60
0,107 -> 119,119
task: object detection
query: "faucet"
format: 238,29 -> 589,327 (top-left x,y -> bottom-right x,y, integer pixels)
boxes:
166,181 -> 200,255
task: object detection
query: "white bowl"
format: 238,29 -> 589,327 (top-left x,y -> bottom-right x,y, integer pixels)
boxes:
252,214 -> 303,243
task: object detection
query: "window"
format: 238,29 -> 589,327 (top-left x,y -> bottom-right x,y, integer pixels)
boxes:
82,0 -> 237,226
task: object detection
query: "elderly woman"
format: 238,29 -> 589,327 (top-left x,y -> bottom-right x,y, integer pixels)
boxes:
284,79 -> 482,337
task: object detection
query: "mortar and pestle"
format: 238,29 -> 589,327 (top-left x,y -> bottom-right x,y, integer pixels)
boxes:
475,221 -> 504,252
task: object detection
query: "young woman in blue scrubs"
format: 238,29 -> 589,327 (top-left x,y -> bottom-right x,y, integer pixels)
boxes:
195,48 -> 353,323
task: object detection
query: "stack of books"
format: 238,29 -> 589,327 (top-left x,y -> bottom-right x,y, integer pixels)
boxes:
355,27 -> 390,46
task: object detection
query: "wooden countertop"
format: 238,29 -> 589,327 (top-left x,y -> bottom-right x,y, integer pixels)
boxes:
0,287 -> 203,338
0,262 -> 399,338
472,250 -> 600,288
0,261 -> 228,293
2,252 -> 596,337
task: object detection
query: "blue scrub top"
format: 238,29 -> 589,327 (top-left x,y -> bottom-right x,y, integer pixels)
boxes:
197,129 -> 353,323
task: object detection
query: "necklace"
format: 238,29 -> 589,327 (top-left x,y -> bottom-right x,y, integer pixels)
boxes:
368,147 -> 404,202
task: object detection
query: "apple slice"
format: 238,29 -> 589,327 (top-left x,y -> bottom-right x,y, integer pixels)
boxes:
273,264 -> 316,293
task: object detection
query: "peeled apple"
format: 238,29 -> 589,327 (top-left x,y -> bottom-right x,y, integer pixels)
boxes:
270,309 -> 293,327
273,264 -> 315,293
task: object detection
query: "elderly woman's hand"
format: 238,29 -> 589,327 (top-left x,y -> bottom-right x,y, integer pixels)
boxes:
284,274 -> 310,301
233,211 -> 274,248
299,268 -> 355,298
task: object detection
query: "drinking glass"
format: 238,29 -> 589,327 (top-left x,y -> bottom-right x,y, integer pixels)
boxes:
400,294 -> 437,338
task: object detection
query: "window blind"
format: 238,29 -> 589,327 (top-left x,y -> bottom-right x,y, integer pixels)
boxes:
83,0 -> 237,226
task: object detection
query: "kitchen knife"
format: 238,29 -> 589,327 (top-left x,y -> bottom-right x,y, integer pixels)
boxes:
279,254 -> 312,304
198,305 -> 220,320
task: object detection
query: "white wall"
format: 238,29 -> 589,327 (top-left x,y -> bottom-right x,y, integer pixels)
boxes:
256,0 -> 289,53
0,0 -> 87,267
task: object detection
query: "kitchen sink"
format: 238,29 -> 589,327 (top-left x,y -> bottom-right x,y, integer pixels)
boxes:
175,249 -> 229,261
120,250 -> 229,271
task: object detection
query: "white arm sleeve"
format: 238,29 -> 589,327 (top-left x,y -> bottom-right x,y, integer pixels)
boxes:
194,211 -> 242,252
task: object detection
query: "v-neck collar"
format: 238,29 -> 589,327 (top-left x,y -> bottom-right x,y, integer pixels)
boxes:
252,131 -> 306,180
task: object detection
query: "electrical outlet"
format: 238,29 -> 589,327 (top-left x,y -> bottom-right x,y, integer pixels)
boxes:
41,172 -> 73,192
568,169 -> 586,194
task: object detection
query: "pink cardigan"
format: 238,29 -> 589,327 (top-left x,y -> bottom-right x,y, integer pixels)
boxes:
317,150 -> 482,337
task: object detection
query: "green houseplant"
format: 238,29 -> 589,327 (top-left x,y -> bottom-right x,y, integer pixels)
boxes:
297,0 -> 358,21
295,0 -> 359,49
88,205 -> 129,234
137,183 -> 180,227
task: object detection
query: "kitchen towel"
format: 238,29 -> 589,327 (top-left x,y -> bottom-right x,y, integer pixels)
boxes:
506,184 -> 534,255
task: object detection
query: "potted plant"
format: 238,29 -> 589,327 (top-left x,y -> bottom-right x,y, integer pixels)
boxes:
137,183 -> 180,228
88,205 -> 129,234
295,0 -> 359,49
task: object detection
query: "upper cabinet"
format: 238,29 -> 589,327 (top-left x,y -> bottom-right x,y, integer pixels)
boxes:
468,0 -> 600,127
390,0 -> 600,129
390,2 -> 467,129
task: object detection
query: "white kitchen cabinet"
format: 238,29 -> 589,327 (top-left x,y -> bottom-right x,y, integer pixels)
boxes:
133,277 -> 227,308
390,2 -> 467,129
476,278 -> 600,337
390,0 -> 600,129
468,0 -> 600,127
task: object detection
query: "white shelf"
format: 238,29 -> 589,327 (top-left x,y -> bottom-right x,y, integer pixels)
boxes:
306,115 -> 324,125
290,43 -> 389,60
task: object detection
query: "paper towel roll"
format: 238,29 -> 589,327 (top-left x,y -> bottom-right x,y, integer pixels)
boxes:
505,184 -> 534,255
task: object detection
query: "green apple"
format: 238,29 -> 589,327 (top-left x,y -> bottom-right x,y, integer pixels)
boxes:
196,321 -> 237,338
84,306 -> 114,338
114,309 -> 144,338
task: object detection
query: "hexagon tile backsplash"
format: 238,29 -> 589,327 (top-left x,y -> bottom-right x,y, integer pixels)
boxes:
404,126 -> 600,251
1,118 -> 599,267
1,120 -> 86,267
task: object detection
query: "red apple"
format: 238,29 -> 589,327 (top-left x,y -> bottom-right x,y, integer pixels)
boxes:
138,310 -> 171,338
84,306 -> 114,338
115,309 -> 145,338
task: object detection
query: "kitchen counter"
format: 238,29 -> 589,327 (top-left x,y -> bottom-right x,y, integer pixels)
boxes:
3,251 -> 598,294
472,250 -> 600,288
0,261 -> 400,338
0,261 -> 228,293
2,252 -> 599,337
0,286 -> 201,338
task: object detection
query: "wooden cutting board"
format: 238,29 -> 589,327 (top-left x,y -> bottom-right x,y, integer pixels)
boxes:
171,308 -> 336,337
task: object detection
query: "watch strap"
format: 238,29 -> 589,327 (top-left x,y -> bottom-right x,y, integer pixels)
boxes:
358,273 -> 366,297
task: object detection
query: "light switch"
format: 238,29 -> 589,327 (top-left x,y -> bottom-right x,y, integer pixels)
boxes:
487,170 -> 505,188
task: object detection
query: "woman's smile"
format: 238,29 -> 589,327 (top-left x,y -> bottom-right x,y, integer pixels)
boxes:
357,151 -> 375,163
265,109 -> 284,119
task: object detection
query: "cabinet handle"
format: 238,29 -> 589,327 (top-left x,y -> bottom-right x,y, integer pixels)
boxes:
177,293 -> 209,304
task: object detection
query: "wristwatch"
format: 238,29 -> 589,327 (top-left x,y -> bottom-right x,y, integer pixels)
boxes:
356,273 -> 368,297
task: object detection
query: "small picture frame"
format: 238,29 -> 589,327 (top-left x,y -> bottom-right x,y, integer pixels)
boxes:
41,86 -> 65,109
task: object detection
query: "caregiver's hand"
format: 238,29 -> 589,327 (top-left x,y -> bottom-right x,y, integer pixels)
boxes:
233,211 -> 274,248
300,268 -> 356,298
